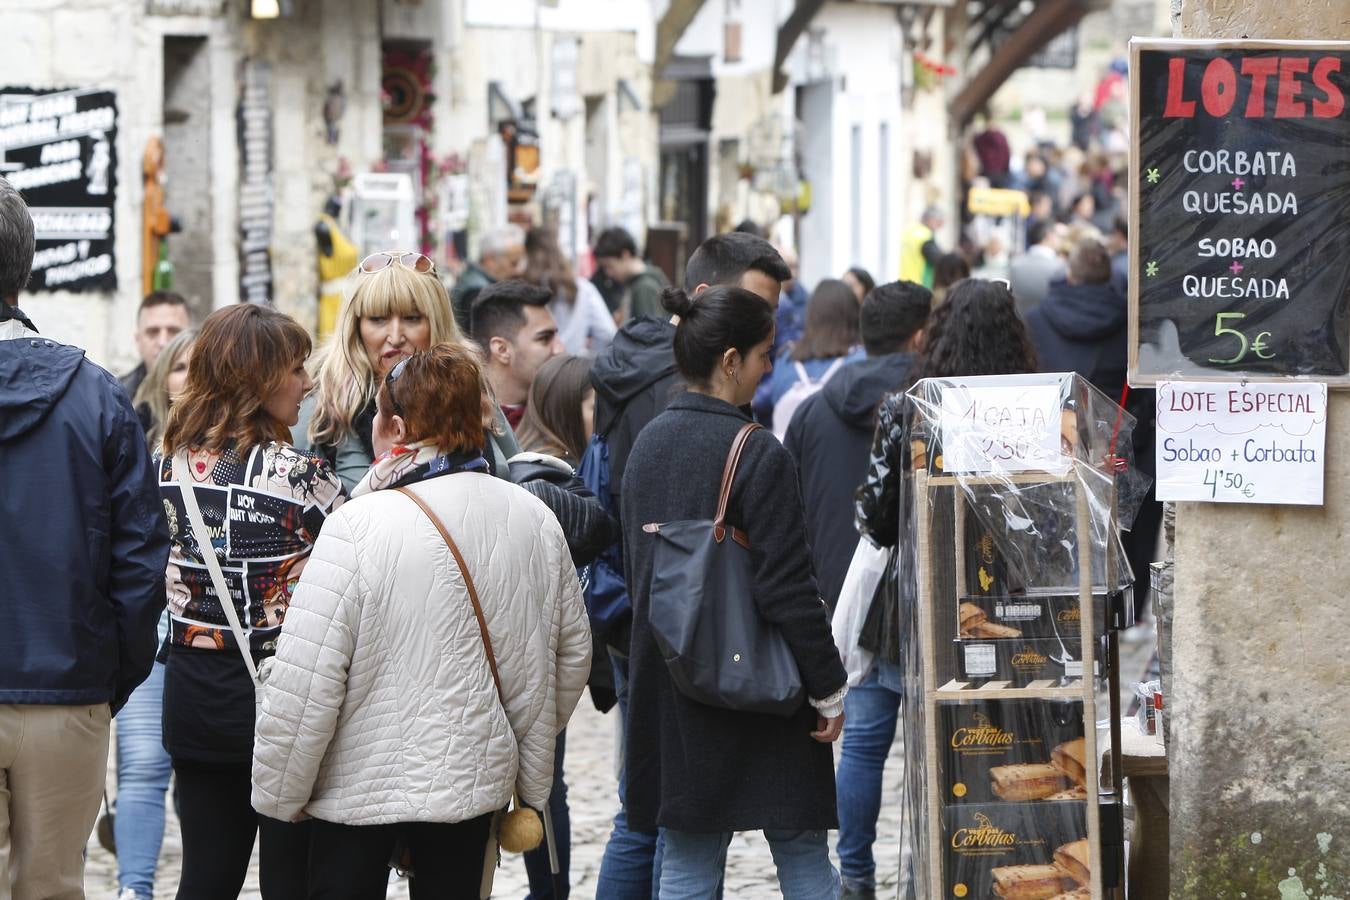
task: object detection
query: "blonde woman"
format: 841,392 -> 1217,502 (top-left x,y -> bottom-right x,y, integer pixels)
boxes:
133,327 -> 196,452
296,251 -> 520,490
114,326 -> 193,900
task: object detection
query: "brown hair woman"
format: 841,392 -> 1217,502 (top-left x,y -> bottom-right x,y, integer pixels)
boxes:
158,303 -> 346,900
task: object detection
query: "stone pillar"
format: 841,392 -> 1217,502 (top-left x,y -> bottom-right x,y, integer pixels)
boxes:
1169,3 -> 1350,894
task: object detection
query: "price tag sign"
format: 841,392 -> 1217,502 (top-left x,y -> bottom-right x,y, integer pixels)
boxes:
940,384 -> 1068,474
1128,39 -> 1350,385
1155,380 -> 1327,504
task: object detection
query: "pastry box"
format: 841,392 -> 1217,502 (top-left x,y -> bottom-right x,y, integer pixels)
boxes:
938,699 -> 1086,804
942,802 -> 1091,899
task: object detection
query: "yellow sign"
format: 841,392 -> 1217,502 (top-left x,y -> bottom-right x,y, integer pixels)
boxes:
967,187 -> 1030,218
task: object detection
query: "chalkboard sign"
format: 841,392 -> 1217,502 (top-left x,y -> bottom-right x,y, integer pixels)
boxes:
1128,39 -> 1350,386
0,87 -> 118,293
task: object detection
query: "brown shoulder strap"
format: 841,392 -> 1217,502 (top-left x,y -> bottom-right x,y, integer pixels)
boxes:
395,486 -> 502,699
713,422 -> 761,544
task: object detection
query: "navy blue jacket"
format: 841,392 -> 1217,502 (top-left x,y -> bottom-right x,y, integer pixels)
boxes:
0,323 -> 169,712
1025,278 -> 1128,402
784,352 -> 913,609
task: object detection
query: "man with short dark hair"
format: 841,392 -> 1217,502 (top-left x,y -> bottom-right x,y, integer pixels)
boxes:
1008,219 -> 1066,315
592,231 -> 790,897
0,175 -> 169,898
782,279 -> 930,900
593,226 -> 670,322
120,290 -> 190,400
451,224 -> 527,332
470,279 -> 564,428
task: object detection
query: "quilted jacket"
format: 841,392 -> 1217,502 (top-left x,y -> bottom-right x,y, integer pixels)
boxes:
251,470 -> 592,825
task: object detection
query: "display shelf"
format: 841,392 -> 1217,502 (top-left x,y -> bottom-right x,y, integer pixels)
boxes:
916,467 -> 1125,900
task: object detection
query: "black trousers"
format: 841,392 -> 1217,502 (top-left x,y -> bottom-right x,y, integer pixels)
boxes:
172,760 -> 310,900
307,814 -> 494,900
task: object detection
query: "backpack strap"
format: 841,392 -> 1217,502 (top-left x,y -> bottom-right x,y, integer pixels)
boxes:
820,357 -> 847,381
712,423 -> 761,548
793,360 -> 809,383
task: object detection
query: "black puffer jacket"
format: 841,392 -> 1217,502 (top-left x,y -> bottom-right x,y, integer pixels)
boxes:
854,391 -> 917,666
622,392 -> 846,832
507,452 -> 620,566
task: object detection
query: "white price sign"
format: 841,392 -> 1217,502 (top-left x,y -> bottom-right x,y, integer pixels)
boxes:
940,384 -> 1068,474
1155,381 -> 1327,505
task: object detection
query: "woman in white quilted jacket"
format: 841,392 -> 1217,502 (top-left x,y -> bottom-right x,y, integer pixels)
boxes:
252,341 -> 592,899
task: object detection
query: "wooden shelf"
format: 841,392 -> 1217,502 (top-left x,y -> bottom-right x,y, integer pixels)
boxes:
915,466 -> 1122,900
932,678 -> 1087,701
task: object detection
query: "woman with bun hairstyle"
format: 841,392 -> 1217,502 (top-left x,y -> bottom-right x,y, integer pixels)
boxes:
621,286 -> 848,899
296,251 -> 520,490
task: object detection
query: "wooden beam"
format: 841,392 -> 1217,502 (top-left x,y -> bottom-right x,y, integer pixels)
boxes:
771,0 -> 829,95
653,0 -> 711,108
950,0 -> 1091,127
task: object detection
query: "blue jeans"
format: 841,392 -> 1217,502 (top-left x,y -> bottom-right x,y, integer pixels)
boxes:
523,729 -> 571,899
596,651 -> 663,899
115,661 -> 174,900
835,666 -> 902,893
660,828 -> 839,900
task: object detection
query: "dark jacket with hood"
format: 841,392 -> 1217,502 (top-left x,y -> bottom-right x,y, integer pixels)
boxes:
1025,278 -> 1128,401
0,313 -> 169,712
589,314 -> 680,513
621,392 -> 846,832
784,352 -> 913,609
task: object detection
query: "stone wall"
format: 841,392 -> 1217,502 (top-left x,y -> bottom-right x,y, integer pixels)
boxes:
6,0 -> 383,370
1170,3 -> 1350,896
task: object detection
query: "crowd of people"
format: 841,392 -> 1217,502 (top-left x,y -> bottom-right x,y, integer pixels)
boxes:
0,147 -> 1153,900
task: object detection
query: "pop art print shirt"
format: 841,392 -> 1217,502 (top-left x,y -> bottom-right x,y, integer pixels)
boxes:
157,442 -> 346,654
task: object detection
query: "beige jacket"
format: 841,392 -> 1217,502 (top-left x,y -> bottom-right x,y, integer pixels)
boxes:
251,471 -> 591,825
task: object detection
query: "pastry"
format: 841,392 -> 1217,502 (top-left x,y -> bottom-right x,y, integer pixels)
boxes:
989,763 -> 1068,801
959,602 -> 988,635
969,621 -> 1022,639
991,864 -> 1072,900
1052,737 -> 1087,787
1045,784 -> 1088,801
1048,890 -> 1091,900
1054,838 -> 1091,886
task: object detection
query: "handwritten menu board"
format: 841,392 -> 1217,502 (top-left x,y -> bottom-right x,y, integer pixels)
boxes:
1128,39 -> 1350,386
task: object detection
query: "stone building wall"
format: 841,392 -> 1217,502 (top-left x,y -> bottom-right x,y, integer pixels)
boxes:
1169,1 -> 1350,895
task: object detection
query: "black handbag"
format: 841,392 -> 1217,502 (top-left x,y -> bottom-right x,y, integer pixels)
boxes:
642,422 -> 805,717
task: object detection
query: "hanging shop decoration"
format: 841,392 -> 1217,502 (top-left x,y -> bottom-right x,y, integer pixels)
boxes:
0,86 -> 118,292
238,59 -> 274,305
382,46 -> 436,256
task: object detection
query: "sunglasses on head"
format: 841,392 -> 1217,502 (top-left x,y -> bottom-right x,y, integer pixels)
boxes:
359,251 -> 437,275
384,356 -> 410,417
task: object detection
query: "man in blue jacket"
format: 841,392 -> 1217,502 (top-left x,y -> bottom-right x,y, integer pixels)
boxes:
0,176 -> 169,898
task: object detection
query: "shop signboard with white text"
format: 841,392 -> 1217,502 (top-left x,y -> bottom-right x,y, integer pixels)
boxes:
1128,39 -> 1350,385
0,87 -> 118,292
1155,381 -> 1327,504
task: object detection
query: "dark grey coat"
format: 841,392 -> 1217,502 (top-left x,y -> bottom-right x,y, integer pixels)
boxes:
620,391 -> 847,833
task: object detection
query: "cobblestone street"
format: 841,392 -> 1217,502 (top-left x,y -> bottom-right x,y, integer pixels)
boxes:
84,695 -> 910,899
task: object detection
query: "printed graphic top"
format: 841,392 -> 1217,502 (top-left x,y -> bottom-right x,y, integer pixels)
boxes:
157,442 -> 346,653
